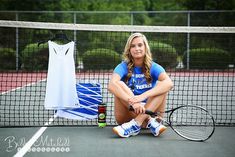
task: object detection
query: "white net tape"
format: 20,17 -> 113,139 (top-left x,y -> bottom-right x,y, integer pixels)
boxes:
0,20 -> 235,33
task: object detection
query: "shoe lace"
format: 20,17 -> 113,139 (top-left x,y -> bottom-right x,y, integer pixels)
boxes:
121,121 -> 133,130
150,119 -> 160,128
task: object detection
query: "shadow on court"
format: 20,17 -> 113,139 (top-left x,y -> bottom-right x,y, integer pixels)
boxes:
0,127 -> 234,157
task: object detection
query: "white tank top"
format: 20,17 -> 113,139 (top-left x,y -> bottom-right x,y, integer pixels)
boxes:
44,41 -> 79,109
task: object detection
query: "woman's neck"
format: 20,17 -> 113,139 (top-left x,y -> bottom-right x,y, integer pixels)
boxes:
134,58 -> 144,67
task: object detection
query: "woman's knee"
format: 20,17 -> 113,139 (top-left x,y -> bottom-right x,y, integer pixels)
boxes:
114,98 -> 135,124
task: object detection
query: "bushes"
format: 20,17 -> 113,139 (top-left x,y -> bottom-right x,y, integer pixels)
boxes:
21,43 -> 49,70
183,48 -> 232,69
0,48 -> 16,70
20,44 -> 121,71
82,48 -> 121,71
149,41 -> 178,68
8,41 -> 232,71
148,41 -> 232,70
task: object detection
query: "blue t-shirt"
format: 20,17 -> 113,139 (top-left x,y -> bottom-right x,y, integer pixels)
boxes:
114,61 -> 165,96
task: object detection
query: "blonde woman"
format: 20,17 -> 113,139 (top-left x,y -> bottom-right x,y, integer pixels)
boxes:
108,33 -> 173,137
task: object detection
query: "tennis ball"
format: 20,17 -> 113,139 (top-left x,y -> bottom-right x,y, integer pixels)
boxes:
99,113 -> 106,119
98,123 -> 106,127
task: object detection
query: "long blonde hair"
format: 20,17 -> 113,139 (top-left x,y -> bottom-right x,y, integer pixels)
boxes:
122,33 -> 153,84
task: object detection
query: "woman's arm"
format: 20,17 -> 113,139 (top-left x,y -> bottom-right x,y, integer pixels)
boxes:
144,72 -> 173,97
108,73 -> 146,114
129,72 -> 174,104
108,73 -> 132,102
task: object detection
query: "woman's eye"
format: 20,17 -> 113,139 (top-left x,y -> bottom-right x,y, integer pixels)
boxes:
138,43 -> 143,47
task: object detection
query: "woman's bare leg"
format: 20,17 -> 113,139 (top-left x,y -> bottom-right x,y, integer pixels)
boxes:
135,93 -> 167,125
114,96 -> 136,125
113,80 -> 168,126
113,81 -> 139,124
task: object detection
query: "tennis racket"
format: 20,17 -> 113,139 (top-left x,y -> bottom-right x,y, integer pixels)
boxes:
129,104 -> 215,142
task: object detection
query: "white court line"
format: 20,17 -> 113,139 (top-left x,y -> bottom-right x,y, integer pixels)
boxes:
13,114 -> 57,157
1,78 -> 46,95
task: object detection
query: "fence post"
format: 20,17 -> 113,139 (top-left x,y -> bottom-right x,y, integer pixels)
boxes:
73,13 -> 77,42
130,12 -> 134,25
15,12 -> 19,71
186,12 -> 191,70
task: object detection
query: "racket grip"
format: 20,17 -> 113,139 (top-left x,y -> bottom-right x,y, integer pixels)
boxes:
145,110 -> 155,116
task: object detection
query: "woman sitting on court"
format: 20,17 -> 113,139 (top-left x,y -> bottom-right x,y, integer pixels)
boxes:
108,33 -> 173,137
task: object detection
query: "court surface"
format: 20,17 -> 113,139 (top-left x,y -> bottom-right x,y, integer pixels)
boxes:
0,126 -> 234,157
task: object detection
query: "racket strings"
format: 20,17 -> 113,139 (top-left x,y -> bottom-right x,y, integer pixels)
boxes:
170,106 -> 215,141
173,126 -> 214,139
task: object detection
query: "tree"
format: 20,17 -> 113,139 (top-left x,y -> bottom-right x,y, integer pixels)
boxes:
179,0 -> 235,26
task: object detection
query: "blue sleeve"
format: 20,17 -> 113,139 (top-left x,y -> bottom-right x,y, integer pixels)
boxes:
151,62 -> 165,81
113,62 -> 128,80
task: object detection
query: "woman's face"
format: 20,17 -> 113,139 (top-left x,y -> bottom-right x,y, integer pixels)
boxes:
129,37 -> 146,60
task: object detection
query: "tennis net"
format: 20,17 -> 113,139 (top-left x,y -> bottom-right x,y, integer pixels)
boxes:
0,20 -> 234,127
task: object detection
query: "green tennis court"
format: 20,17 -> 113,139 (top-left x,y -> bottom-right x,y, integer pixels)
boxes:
1,127 -> 235,157
0,20 -> 235,157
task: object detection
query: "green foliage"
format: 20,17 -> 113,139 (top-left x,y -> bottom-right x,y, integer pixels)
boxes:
149,0 -> 187,25
179,0 -> 235,26
1,0 -> 234,26
179,0 -> 235,10
149,41 -> 178,68
0,48 -> 16,70
82,48 -> 121,71
21,43 -> 49,70
183,48 -> 232,69
1,0 -> 234,72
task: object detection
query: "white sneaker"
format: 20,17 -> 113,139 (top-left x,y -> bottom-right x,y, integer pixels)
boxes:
147,118 -> 167,136
113,119 -> 141,138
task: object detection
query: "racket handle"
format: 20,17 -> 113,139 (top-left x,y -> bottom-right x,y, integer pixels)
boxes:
129,105 -> 135,111
145,110 -> 155,116
129,105 -> 155,116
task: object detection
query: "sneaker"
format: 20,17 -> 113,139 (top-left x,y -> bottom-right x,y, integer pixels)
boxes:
147,118 -> 167,136
113,119 -> 141,138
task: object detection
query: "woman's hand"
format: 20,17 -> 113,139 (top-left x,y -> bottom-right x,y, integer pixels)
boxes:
131,103 -> 145,114
128,94 -> 147,105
